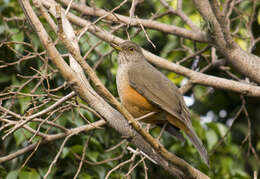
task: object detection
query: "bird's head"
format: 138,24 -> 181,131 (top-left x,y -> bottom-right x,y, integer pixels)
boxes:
111,41 -> 144,64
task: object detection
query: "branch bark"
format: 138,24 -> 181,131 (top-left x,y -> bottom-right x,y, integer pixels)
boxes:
58,0 -> 208,42
0,119 -> 106,163
41,1 -> 260,97
192,0 -> 260,84
19,0 -> 209,178
59,0 -> 260,85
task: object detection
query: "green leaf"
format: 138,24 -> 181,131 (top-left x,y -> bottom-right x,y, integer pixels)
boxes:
79,108 -> 94,122
0,71 -> 12,83
12,31 -> 24,42
79,173 -> 94,179
167,72 -> 184,85
16,85 -> 33,114
61,147 -> 70,159
226,144 -> 240,154
14,129 -> 26,146
30,34 -> 40,51
86,151 -> 99,162
215,123 -> 228,137
89,137 -> 103,151
220,156 -> 233,170
19,170 -> 40,179
160,36 -> 178,58
6,170 -> 18,179
70,145 -> 84,154
205,129 -> 218,150
208,122 -> 228,138
191,117 -> 204,138
38,167 -> 56,179
256,141 -> 260,151
92,166 -> 106,179
187,13 -> 203,28
55,113 -> 68,127
0,165 -> 7,178
10,30 -> 24,52
193,85 -> 208,103
14,127 -> 33,146
234,38 -> 248,51
170,0 -> 177,9
0,25 -> 5,34
18,96 -> 31,114
257,9 -> 260,25
233,169 -> 250,178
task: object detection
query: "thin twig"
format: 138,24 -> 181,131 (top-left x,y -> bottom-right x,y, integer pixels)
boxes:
43,133 -> 75,179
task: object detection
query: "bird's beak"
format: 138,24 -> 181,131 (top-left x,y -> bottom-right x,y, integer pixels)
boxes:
111,43 -> 122,51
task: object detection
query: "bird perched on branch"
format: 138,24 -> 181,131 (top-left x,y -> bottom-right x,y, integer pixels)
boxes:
111,41 -> 209,166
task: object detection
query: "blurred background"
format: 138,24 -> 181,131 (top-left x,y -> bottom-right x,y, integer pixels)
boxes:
0,0 -> 260,178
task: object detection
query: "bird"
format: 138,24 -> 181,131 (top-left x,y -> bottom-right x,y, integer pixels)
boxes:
111,40 -> 209,166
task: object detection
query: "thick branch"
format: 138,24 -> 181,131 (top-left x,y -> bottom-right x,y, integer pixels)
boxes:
19,0 -> 209,178
0,120 -> 106,163
45,5 -> 260,97
145,50 -> 260,96
60,0 -> 260,85
55,4 -> 209,178
57,0 -> 208,42
192,0 -> 260,84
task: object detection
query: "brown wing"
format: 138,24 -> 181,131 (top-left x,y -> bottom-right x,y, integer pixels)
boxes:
128,61 -> 191,126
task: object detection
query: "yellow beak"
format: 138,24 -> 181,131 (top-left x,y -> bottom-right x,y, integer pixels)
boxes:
111,43 -> 122,51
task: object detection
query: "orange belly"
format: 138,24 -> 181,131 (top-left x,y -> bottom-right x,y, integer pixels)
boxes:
119,84 -> 164,123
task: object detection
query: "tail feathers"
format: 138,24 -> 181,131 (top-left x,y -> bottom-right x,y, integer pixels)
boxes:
165,124 -> 185,142
186,127 -> 209,167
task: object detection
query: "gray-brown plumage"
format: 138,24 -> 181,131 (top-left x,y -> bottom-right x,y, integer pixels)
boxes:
113,41 -> 209,166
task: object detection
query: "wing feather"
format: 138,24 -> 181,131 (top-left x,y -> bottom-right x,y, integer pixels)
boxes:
128,62 -> 190,125
128,61 -> 209,166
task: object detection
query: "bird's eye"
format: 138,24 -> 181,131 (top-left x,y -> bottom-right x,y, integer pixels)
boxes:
129,47 -> 134,52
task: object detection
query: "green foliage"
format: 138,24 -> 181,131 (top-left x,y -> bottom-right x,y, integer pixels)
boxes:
0,0 -> 259,178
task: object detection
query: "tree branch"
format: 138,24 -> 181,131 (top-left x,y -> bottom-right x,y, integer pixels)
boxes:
57,0 -> 208,42
60,0 -> 260,85
18,0 -> 209,178
42,2 -> 260,97
55,4 -> 209,178
192,0 -> 260,84
0,119 -> 106,163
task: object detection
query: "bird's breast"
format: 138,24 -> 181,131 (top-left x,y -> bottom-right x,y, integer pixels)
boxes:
116,65 -> 159,121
